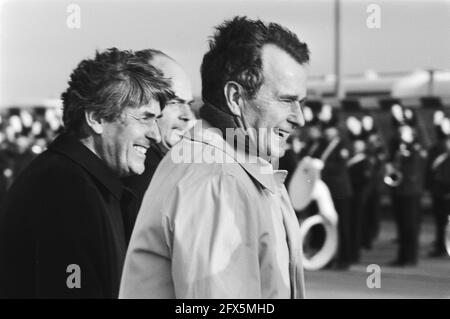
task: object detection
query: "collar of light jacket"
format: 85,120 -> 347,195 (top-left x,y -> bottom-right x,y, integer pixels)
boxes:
194,103 -> 287,193
48,133 -> 124,200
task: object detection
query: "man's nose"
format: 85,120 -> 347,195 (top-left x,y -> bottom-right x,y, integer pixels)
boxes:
146,121 -> 161,144
180,105 -> 195,122
290,101 -> 305,127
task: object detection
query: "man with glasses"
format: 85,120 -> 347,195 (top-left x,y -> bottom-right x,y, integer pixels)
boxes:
123,49 -> 195,210
120,17 -> 309,299
0,48 -> 172,298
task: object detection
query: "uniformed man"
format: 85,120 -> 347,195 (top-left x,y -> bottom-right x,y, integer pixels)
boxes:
345,116 -> 372,263
278,130 -> 303,188
0,129 -> 14,206
386,106 -> 427,266
289,105 -> 325,249
279,104 -> 318,188
315,105 -> 353,269
362,118 -> 386,250
426,113 -> 450,257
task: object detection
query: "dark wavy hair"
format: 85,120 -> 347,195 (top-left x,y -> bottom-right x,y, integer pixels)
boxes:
201,16 -> 310,109
61,48 -> 173,138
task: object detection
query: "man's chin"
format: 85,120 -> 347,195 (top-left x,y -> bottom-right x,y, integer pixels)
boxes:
258,144 -> 284,161
275,147 -> 287,158
268,147 -> 284,159
268,137 -> 287,158
129,163 -> 146,176
167,134 -> 183,148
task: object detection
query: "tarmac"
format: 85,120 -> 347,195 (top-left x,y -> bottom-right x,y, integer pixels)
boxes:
304,214 -> 450,299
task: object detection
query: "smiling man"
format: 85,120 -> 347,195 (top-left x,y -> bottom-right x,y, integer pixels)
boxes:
0,48 -> 172,298
120,17 -> 309,299
123,50 -> 195,209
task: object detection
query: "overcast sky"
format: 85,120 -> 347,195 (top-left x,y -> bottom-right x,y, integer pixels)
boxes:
0,0 -> 449,105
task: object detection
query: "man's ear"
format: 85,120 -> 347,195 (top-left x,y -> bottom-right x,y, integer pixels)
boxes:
224,81 -> 245,117
84,111 -> 104,134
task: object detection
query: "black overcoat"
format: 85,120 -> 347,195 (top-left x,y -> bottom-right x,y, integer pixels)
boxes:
0,133 -> 136,298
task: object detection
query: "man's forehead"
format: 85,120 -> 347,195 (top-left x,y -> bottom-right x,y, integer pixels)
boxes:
151,55 -> 193,102
151,54 -> 178,76
134,99 -> 161,114
260,44 -> 308,97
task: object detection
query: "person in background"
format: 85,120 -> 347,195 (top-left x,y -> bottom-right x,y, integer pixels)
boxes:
278,129 -> 303,188
362,119 -> 386,250
346,116 -> 372,263
426,112 -> 450,257
123,49 -> 195,211
0,128 -> 14,206
317,106 -> 353,269
387,106 -> 427,266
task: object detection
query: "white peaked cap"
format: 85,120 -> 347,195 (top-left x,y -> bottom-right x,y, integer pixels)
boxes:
362,115 -> 374,131
319,104 -> 333,122
391,104 -> 404,122
441,117 -> 450,135
433,110 -> 445,126
346,116 -> 362,135
303,106 -> 314,122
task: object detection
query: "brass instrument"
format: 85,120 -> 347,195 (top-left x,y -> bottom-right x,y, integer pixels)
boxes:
384,166 -> 403,187
384,144 -> 408,188
288,157 -> 338,270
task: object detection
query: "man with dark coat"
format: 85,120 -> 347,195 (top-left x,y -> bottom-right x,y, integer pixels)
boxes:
314,106 -> 353,269
0,139 -> 14,206
426,115 -> 450,257
387,122 -> 427,266
0,48 -> 172,298
362,130 -> 386,249
345,116 -> 372,263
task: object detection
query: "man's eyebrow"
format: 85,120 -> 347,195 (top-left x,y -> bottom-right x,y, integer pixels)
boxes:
141,111 -> 158,118
279,94 -> 302,101
169,97 -> 195,105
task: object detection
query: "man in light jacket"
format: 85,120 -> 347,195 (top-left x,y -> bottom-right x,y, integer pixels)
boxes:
120,16 -> 309,299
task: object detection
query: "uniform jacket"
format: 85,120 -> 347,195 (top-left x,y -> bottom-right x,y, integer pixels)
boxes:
0,133 -> 136,298
314,138 -> 353,199
348,152 -> 372,191
393,142 -> 427,196
426,143 -> 450,198
119,104 -> 305,299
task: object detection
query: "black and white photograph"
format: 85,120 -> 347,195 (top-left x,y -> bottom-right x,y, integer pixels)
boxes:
0,0 -> 449,303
